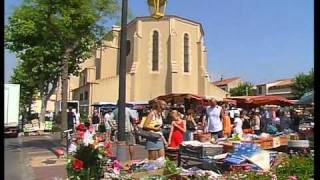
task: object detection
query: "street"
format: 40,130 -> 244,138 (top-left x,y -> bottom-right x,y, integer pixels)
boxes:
5,134 -> 148,180
5,134 -> 67,180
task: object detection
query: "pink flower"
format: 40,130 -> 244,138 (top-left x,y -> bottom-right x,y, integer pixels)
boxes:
287,176 -> 297,180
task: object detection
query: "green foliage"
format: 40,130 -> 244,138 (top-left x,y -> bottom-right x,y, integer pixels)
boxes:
164,158 -> 179,175
5,0 -> 120,121
292,69 -> 314,99
229,82 -> 255,96
276,155 -> 314,179
10,62 -> 38,113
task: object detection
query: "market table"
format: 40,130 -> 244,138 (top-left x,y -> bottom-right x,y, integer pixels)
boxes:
177,142 -> 223,170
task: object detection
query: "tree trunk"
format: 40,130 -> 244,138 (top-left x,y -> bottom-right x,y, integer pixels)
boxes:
39,94 -> 47,125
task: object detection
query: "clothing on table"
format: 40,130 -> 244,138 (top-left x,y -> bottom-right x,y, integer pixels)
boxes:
223,115 -> 232,137
205,106 -> 223,133
168,121 -> 185,148
233,117 -> 243,134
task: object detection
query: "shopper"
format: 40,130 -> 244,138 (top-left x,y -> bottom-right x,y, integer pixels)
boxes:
168,110 -> 186,148
222,109 -> 232,138
111,106 -> 138,160
233,112 -> 243,134
104,109 -> 113,141
253,111 -> 261,135
143,100 -> 167,160
202,98 -> 224,139
242,111 -> 252,134
91,110 -> 100,132
184,109 -> 197,141
67,107 -> 76,131
280,111 -> 291,131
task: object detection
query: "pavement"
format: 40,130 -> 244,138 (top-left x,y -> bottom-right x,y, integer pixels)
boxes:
5,133 -> 67,180
5,133 -> 149,180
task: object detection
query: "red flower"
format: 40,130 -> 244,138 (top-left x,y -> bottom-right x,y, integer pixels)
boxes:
76,124 -> 85,132
78,131 -> 84,139
104,142 -> 112,149
72,159 -> 84,170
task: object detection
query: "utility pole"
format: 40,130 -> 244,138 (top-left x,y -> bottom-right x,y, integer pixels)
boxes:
116,0 -> 129,162
61,56 -> 68,131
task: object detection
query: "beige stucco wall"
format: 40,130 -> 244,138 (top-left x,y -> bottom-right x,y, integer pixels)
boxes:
67,16 -> 228,115
228,79 -> 242,91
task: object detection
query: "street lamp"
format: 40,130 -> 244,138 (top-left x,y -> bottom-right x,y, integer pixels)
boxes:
117,0 -> 167,163
147,0 -> 167,19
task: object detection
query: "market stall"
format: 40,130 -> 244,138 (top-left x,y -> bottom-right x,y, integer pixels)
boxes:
226,95 -> 294,108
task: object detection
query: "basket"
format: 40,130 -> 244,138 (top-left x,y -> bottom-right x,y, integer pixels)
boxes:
195,133 -> 211,142
279,135 -> 289,145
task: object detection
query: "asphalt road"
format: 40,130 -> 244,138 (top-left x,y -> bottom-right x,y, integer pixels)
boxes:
5,134 -> 67,180
4,133 -> 149,180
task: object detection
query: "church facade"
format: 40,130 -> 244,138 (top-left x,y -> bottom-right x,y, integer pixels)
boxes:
66,16 -> 228,114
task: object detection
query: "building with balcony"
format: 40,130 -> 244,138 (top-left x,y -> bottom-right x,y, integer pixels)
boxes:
255,79 -> 295,99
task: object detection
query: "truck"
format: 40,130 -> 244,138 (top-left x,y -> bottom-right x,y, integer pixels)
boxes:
4,84 -> 20,137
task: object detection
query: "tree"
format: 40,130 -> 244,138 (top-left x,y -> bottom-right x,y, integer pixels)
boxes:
5,0 -> 119,128
230,82 -> 255,96
10,62 -> 39,120
292,69 -> 314,99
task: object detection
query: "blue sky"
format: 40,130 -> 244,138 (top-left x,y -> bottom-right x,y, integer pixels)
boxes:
5,0 -> 314,84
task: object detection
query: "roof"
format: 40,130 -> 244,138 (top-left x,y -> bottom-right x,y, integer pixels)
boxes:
128,15 -> 205,35
256,78 -> 293,86
212,77 -> 240,86
272,79 -> 293,87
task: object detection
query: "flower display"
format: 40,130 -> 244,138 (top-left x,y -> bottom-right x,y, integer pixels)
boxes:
72,159 -> 84,170
66,122 -> 113,180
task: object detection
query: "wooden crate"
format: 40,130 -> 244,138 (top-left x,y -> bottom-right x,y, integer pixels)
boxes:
279,135 -> 289,145
260,138 -> 274,149
180,144 -> 223,158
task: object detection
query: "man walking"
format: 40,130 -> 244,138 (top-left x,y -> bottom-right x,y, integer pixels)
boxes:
202,98 -> 224,140
111,106 -> 138,160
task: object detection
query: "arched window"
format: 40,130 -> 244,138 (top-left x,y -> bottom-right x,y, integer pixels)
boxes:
152,31 -> 159,71
184,34 -> 189,72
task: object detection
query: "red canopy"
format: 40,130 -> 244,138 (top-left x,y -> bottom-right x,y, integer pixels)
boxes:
226,95 -> 294,107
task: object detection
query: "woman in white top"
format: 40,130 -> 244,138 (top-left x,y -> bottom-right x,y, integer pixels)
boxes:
202,98 -> 224,140
143,100 -> 167,160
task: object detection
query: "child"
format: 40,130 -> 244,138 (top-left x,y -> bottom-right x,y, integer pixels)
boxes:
168,110 -> 186,148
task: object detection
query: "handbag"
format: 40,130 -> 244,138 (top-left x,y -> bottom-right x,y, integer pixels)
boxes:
186,121 -> 196,131
135,113 -> 161,140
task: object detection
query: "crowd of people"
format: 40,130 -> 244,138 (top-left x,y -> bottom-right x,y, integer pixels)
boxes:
66,98 -> 308,161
